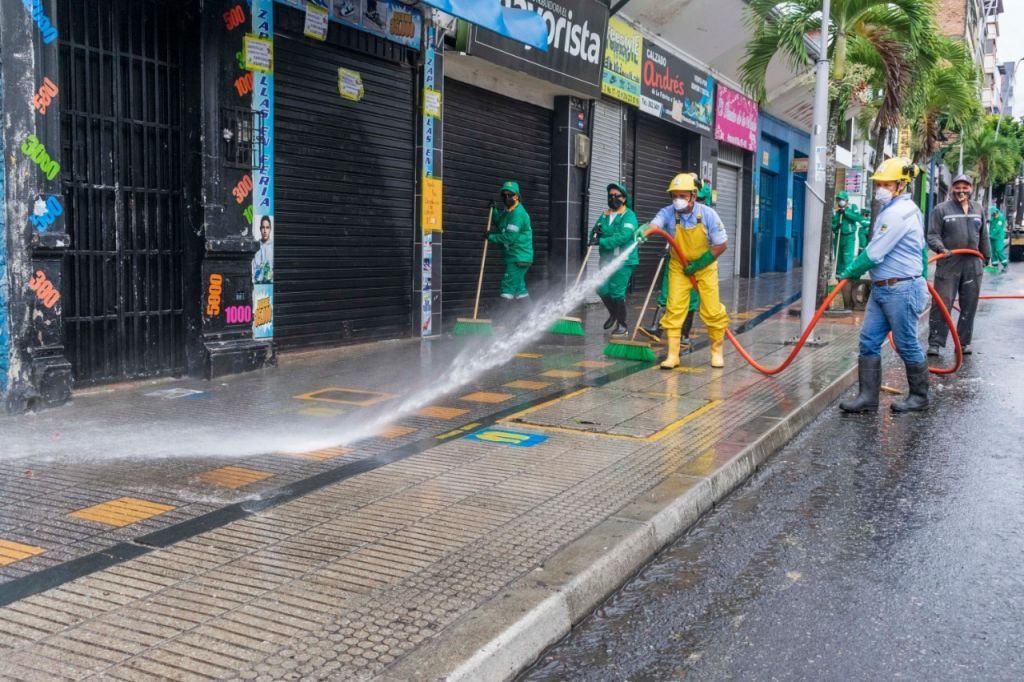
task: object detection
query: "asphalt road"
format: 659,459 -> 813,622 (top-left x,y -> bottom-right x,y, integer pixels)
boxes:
523,267 -> 1024,682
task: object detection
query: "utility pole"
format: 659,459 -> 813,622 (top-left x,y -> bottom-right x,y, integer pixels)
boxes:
799,0 -> 830,337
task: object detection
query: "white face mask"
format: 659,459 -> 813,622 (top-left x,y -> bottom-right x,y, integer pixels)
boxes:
838,200 -> 847,208
874,188 -> 893,204
672,198 -> 689,212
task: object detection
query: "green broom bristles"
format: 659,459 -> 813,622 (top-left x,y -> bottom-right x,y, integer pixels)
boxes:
603,339 -> 658,362
549,317 -> 585,336
453,318 -> 494,336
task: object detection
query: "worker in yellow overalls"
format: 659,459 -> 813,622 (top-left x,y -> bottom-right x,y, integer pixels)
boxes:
642,173 -> 730,369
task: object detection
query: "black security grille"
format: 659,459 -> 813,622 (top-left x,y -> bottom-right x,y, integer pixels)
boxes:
59,0 -> 189,385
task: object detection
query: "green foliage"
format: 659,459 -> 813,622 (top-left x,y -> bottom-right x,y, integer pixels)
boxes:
947,117 -> 1023,189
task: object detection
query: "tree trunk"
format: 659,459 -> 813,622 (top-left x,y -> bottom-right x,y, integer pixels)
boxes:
869,125 -> 889,220
816,96 -> 843,307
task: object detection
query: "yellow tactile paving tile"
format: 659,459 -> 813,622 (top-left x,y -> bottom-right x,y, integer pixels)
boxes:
377,425 -> 418,439
69,497 -> 176,528
541,369 -> 585,379
298,407 -> 343,418
196,466 -> 274,490
504,380 -> 552,390
294,387 -> 397,406
515,353 -> 543,359
282,446 -> 353,461
459,391 -> 514,404
0,540 -> 45,567
416,406 -> 470,420
574,360 -> 614,369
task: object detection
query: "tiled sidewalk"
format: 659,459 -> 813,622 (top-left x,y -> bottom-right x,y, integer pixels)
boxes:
0,305 -> 861,681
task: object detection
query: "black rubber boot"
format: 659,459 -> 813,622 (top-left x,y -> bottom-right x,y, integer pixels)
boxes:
891,361 -> 929,412
839,356 -> 881,413
645,305 -> 665,338
611,299 -> 629,336
600,295 -> 616,330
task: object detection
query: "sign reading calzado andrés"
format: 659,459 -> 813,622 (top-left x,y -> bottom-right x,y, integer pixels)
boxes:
639,41 -> 714,135
463,0 -> 608,97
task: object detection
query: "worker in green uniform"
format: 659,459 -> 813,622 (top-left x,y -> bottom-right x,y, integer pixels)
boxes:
488,181 -> 534,303
832,190 -> 869,310
591,182 -> 640,336
644,183 -> 710,344
989,205 -> 1008,272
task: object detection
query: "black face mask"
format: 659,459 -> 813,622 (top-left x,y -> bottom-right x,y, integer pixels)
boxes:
502,194 -> 517,208
607,195 -> 625,210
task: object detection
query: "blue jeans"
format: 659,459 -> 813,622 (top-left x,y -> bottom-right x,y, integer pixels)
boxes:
859,278 -> 928,364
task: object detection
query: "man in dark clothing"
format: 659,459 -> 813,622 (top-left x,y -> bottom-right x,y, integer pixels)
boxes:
926,174 -> 991,356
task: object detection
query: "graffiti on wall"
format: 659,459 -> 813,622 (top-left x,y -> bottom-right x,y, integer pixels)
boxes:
27,269 -> 60,309
251,0 -> 275,339
0,73 -> 8,394
31,77 -> 58,115
20,0 -> 58,44
29,195 -> 63,232
20,134 -> 60,181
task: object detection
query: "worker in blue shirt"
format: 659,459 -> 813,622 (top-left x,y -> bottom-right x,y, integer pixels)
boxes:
837,158 -> 929,413
644,173 -> 730,369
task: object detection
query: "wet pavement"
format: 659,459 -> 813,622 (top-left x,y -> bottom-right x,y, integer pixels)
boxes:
523,266 -> 1024,682
0,268 -> 871,681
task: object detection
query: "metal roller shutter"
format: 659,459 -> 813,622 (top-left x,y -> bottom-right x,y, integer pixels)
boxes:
715,163 -> 741,279
585,99 -> 623,302
274,32 -> 416,349
442,79 -> 552,321
632,116 -> 684,292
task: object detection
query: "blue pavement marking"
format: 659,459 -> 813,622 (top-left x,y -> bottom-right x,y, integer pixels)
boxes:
465,429 -> 549,447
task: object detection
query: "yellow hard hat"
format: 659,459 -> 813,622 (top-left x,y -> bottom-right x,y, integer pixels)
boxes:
667,173 -> 700,193
870,157 -> 918,183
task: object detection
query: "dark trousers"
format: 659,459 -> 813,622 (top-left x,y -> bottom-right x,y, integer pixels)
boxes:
928,260 -> 982,348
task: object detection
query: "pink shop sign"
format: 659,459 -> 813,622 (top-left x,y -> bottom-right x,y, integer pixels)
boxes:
714,85 -> 758,152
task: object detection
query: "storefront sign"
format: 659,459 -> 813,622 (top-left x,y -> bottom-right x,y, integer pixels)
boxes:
897,126 -> 912,159
303,3 -> 329,40
461,0 -> 608,97
714,84 -> 758,152
602,17 -> 642,106
424,88 -> 441,118
845,171 -> 863,194
338,68 -> 364,101
275,0 -> 421,49
639,42 -> 714,134
251,0 -> 276,340
790,158 -> 809,173
244,34 -> 274,73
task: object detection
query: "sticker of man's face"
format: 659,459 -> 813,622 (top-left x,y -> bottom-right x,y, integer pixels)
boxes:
259,216 -> 272,243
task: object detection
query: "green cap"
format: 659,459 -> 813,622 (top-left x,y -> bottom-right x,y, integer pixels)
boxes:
501,181 -> 520,195
837,190 -> 849,201
990,205 -> 999,214
607,182 -> 633,209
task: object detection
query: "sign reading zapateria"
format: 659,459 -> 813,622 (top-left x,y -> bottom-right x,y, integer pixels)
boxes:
461,0 -> 608,97
639,42 -> 714,135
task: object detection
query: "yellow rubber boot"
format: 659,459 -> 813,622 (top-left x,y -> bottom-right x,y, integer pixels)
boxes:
710,338 -> 725,368
660,333 -> 681,370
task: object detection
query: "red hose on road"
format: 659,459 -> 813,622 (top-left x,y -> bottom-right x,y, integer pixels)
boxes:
642,229 -> 1019,377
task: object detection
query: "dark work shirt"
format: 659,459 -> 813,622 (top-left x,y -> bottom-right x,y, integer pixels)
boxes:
927,199 -> 991,269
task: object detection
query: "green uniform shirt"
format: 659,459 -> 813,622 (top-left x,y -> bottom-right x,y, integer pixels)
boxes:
488,203 -> 534,264
990,212 -> 1007,241
591,208 -> 640,267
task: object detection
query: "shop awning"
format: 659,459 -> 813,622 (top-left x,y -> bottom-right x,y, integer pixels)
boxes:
419,0 -> 548,50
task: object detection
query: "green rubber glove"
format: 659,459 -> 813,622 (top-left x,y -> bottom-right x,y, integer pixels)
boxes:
683,250 -> 715,276
838,249 -> 877,281
634,229 -> 649,245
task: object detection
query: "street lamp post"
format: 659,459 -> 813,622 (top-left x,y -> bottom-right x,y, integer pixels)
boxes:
799,0 -> 831,337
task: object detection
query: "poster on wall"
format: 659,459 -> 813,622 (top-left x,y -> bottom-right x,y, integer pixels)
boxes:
461,0 -> 608,97
639,42 -> 714,135
252,0 -> 276,340
253,284 -> 275,338
278,0 -> 421,49
714,84 -> 758,152
602,17 -> 642,107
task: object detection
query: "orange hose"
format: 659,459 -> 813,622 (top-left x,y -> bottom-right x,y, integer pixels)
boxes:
641,230 -> 1012,377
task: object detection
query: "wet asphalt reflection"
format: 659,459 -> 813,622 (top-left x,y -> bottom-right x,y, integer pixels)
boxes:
523,272 -> 1024,682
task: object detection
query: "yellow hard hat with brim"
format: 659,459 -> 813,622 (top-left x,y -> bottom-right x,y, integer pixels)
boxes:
870,157 -> 917,183
667,173 -> 700,193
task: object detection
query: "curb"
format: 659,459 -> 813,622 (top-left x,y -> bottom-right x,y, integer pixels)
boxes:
380,360 -> 858,682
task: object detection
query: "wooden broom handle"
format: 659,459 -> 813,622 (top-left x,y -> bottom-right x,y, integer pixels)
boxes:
574,243 -> 596,289
631,251 -> 667,342
472,209 -> 494,321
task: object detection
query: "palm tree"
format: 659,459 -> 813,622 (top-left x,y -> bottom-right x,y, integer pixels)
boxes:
953,123 -> 1021,208
740,0 -> 934,303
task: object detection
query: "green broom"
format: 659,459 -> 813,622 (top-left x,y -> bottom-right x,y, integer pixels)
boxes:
602,251 -> 664,362
454,210 -> 495,336
548,244 -> 593,336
